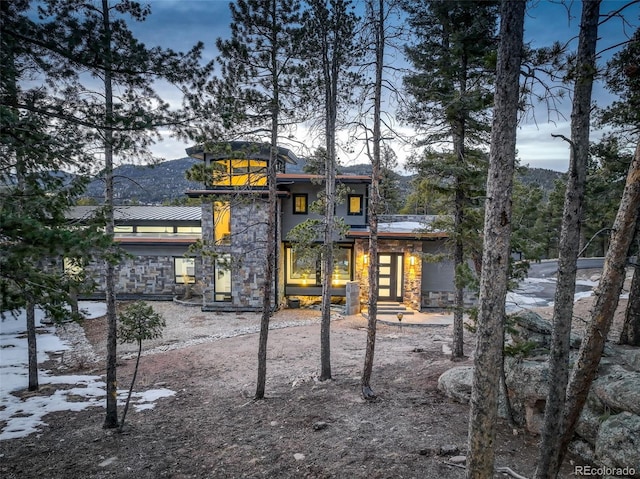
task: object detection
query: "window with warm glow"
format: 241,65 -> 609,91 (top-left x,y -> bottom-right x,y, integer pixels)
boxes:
348,195 -> 363,215
175,257 -> 196,284
214,201 -> 231,245
285,246 -> 352,286
211,158 -> 267,186
293,194 -> 308,214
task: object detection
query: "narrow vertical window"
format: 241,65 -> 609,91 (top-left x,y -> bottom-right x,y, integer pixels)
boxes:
214,254 -> 232,301
214,201 -> 231,245
293,194 -> 308,214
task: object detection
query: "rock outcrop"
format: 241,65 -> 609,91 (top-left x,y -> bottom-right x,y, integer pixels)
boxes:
437,311 -> 640,476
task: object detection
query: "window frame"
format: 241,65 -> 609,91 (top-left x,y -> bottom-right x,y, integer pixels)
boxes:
175,257 -> 196,284
213,201 -> 231,245
285,245 -> 353,286
292,193 -> 308,215
213,254 -> 232,302
347,194 -> 364,216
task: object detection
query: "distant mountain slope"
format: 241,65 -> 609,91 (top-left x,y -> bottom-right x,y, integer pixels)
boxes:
517,166 -> 565,191
79,157 -> 565,206
84,157 -> 200,204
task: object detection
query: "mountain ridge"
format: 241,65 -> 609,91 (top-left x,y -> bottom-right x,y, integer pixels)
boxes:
78,157 -> 565,208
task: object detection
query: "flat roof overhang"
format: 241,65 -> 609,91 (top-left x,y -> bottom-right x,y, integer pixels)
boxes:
346,230 -> 448,239
186,141 -> 298,164
277,173 -> 371,184
114,237 -> 199,246
185,189 -> 290,198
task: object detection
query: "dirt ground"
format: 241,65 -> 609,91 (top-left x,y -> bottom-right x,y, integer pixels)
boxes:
0,273 -> 630,479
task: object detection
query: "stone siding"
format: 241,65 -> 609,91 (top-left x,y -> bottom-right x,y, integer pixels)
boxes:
421,291 -> 477,309
84,253 -> 199,298
201,198 -> 272,310
354,238 -> 422,310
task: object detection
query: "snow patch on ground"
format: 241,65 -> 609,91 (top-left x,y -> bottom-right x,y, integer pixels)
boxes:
0,302 -> 175,441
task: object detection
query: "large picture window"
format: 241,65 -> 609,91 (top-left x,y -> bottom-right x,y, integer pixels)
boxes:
211,158 -> 267,187
329,248 -> 351,286
175,257 -> 196,284
285,246 -> 352,286
286,248 -> 319,285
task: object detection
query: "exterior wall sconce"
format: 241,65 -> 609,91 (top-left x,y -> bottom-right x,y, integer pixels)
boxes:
363,254 -> 369,265
409,255 -> 415,266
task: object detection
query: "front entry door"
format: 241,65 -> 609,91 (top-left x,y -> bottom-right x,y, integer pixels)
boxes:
378,253 -> 403,302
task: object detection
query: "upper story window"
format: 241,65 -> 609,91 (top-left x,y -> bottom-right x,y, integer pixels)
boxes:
348,195 -> 363,215
293,194 -> 308,214
214,201 -> 231,245
211,158 -> 267,187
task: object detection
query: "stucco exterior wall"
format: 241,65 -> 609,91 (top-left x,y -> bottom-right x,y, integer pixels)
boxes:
420,240 -> 477,309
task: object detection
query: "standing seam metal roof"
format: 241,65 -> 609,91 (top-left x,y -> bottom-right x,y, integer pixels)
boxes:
67,206 -> 201,222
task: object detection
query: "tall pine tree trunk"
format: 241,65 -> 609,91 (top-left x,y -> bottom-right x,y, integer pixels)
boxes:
320,134 -> 335,381
361,0 -> 384,399
466,1 -> 525,477
255,1 -> 280,397
453,177 -> 465,359
102,0 -> 119,429
620,224 -> 640,346
535,2 -> 600,475
558,142 -> 640,464
26,301 -> 38,391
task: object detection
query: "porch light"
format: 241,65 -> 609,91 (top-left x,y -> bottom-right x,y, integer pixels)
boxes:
409,255 -> 415,266
363,254 -> 369,265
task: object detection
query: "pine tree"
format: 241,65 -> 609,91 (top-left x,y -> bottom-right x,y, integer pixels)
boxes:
1,0 -> 108,391
466,1 -> 525,476
207,0 -> 303,400
402,0 -> 499,359
299,0 -> 362,380
21,0 -> 208,428
597,26 -> 640,345
535,2 -> 601,475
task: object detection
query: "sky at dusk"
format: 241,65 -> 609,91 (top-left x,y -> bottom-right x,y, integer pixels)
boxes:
124,0 -> 639,173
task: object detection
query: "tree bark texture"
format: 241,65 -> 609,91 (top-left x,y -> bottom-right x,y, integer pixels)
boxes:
535,2 -> 600,477
119,340 -> 142,432
453,182 -> 465,359
102,0 -> 119,430
27,302 -> 38,392
320,141 -> 335,381
256,0 -> 280,399
620,224 -> 640,346
255,144 -> 277,399
319,9 -> 341,381
559,141 -> 640,464
361,0 -> 384,400
466,1 -> 525,478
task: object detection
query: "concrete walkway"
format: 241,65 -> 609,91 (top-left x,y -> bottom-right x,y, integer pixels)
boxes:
361,305 -> 454,327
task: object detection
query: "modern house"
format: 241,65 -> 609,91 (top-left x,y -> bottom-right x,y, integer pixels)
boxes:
71,141 -> 466,311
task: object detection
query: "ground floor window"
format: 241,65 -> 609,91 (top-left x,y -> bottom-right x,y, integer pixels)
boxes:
175,257 -> 196,284
214,254 -> 232,302
285,245 -> 352,286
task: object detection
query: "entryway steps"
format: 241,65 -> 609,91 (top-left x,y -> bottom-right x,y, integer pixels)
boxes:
369,302 -> 415,315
